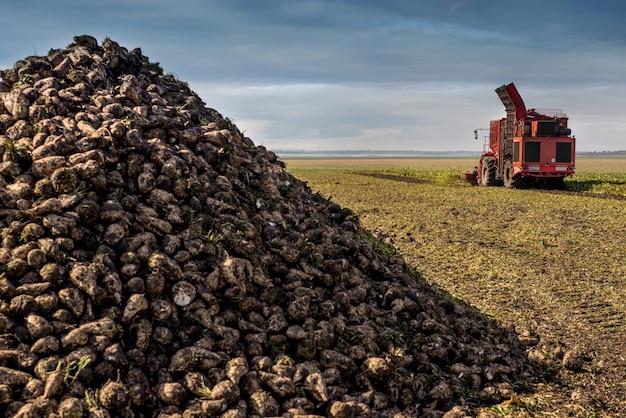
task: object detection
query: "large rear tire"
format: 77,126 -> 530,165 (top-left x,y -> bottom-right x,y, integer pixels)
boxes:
480,158 -> 497,186
503,160 -> 521,188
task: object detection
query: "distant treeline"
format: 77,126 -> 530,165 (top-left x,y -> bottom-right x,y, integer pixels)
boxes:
577,150 -> 626,156
275,149 -> 626,157
274,150 -> 478,155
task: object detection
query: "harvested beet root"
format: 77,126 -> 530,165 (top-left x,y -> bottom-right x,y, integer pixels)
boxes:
0,35 -> 527,417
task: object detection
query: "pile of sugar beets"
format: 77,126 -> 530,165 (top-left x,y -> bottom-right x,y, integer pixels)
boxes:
0,36 -> 527,417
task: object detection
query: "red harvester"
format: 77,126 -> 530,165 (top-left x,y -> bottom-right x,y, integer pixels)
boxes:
465,83 -> 576,188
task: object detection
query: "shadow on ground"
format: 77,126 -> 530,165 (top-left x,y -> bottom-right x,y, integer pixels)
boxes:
362,229 -> 561,415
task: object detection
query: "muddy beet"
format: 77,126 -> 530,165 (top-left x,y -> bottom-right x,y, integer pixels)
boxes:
0,35 -> 527,417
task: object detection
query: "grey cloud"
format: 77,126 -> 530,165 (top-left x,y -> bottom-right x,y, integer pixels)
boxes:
1,0 -> 625,150
194,81 -> 626,151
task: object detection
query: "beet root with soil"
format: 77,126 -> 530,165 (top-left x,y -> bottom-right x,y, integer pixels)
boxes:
0,36 -> 527,417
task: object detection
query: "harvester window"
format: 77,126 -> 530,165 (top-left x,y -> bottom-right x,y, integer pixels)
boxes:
513,142 -> 520,162
556,142 -> 572,162
536,120 -> 557,136
524,142 -> 541,162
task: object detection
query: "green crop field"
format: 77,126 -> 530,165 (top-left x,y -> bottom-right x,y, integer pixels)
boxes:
286,157 -> 626,417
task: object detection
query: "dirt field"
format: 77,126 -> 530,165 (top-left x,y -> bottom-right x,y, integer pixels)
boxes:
286,157 -> 626,416
285,157 -> 626,172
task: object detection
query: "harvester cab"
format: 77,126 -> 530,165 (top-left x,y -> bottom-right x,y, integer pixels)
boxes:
465,83 -> 576,188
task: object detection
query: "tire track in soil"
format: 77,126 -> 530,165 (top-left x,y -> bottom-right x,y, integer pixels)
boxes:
551,281 -> 626,341
355,171 -> 626,412
356,172 -> 626,201
549,281 -> 626,412
354,173 -> 428,184
359,171 -> 626,342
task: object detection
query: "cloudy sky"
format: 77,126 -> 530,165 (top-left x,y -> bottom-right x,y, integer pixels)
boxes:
1,0 -> 625,151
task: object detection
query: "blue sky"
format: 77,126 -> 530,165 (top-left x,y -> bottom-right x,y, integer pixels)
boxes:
1,0 -> 625,151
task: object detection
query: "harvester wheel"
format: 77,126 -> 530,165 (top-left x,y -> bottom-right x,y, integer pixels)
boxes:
503,160 -> 520,188
481,158 -> 496,186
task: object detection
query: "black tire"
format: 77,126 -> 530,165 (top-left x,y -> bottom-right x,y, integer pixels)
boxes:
503,160 -> 521,188
481,158 -> 497,186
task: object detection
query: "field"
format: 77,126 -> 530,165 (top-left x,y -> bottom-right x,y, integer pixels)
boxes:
286,157 -> 626,416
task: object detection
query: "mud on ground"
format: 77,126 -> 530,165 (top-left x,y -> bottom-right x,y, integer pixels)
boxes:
289,161 -> 626,416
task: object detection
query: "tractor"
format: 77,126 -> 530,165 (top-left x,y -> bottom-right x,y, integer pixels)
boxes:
465,83 -> 576,188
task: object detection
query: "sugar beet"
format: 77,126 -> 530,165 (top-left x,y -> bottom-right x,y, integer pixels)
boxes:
0,35 -> 527,417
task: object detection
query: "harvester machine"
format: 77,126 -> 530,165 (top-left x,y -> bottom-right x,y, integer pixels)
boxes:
465,83 -> 576,187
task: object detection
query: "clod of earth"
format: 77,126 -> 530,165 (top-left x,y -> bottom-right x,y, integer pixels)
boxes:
0,35 -> 528,417
562,348 -> 585,372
